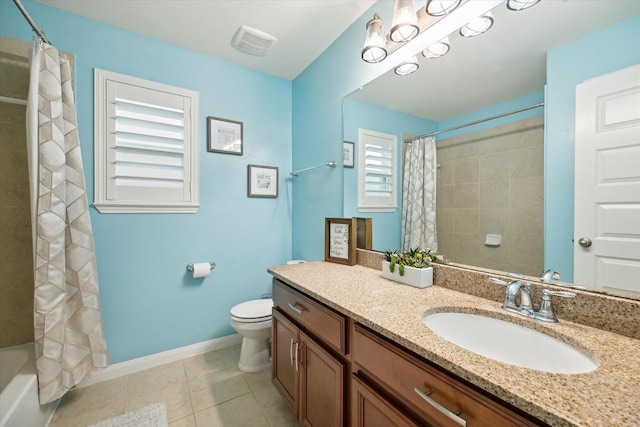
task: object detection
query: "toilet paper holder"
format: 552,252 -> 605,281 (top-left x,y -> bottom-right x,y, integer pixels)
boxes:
186,261 -> 216,272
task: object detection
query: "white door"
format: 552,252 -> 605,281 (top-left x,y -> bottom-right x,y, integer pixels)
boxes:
574,64 -> 640,296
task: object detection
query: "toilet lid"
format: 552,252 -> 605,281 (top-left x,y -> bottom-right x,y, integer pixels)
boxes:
230,299 -> 273,320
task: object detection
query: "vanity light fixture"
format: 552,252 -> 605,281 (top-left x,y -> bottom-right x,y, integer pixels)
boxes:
422,36 -> 450,59
459,11 -> 494,37
390,0 -> 420,42
394,55 -> 420,75
506,0 -> 541,11
425,0 -> 461,17
361,13 -> 388,63
362,0 -> 535,68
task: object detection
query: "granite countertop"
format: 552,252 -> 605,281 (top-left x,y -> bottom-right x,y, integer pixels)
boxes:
268,261 -> 640,427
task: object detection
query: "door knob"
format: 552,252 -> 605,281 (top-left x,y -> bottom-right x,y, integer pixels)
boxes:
578,237 -> 592,248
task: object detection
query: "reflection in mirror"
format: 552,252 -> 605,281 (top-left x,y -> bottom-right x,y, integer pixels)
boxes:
343,1 -> 640,299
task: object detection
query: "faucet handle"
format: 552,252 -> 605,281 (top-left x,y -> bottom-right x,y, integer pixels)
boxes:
543,289 -> 576,298
535,289 -> 576,323
489,277 -> 509,286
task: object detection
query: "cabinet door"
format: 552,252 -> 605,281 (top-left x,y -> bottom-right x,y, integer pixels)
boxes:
272,308 -> 299,415
352,375 -> 419,427
299,330 -> 344,427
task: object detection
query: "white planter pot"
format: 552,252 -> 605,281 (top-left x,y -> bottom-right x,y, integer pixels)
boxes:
382,261 -> 433,288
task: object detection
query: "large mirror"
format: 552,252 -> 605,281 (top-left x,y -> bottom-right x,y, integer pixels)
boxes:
343,1 -> 640,299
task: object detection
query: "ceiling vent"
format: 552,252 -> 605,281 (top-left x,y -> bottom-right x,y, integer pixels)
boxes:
232,25 -> 277,56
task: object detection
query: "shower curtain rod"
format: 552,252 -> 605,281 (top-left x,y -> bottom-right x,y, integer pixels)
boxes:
13,0 -> 51,45
404,102 -> 544,143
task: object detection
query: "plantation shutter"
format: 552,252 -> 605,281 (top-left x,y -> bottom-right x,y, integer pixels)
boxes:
95,69 -> 199,213
358,129 -> 397,211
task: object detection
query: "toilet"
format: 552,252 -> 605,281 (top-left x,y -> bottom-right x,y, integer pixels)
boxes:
230,298 -> 273,372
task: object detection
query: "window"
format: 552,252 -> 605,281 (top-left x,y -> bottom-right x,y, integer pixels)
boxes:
94,69 -> 199,213
357,128 -> 397,212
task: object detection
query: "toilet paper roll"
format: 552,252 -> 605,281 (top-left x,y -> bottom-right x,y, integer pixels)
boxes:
192,262 -> 211,278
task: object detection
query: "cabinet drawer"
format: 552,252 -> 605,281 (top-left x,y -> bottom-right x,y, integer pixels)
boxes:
273,279 -> 346,354
352,374 -> 420,427
352,324 -> 538,427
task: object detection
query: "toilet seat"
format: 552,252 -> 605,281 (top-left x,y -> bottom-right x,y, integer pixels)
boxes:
230,299 -> 273,323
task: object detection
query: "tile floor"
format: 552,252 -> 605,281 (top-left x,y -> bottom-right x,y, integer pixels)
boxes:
49,344 -> 298,427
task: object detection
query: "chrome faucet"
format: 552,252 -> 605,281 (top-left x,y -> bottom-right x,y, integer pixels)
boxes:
489,278 -> 533,316
489,277 -> 576,323
540,269 -> 561,283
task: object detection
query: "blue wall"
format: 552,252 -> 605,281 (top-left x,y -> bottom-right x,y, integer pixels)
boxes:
1,0 -> 292,363
343,98 -> 437,250
291,1 -> 398,262
545,15 -> 640,282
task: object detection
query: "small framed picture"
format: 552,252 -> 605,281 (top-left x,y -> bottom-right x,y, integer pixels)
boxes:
248,165 -> 278,198
325,217 -> 357,266
343,141 -> 355,168
207,116 -> 243,155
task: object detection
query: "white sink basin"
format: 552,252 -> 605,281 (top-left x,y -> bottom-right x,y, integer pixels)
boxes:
423,312 -> 599,374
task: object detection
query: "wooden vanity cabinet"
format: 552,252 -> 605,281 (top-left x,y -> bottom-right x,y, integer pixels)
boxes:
272,279 -> 347,427
271,277 -> 545,427
351,323 -> 542,427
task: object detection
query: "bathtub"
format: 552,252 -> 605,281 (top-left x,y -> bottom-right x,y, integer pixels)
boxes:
0,343 -> 59,427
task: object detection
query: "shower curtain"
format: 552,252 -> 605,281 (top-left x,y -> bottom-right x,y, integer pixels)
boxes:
26,40 -> 108,404
401,136 -> 438,252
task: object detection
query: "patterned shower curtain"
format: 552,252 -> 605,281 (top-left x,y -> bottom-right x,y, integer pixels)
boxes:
26,40 -> 108,404
401,136 -> 438,252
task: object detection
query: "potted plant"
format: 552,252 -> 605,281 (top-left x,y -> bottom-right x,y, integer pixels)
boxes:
382,248 -> 448,288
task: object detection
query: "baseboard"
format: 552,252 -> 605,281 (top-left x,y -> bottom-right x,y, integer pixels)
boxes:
78,333 -> 242,388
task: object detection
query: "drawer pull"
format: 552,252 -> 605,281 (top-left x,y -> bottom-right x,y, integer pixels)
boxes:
414,387 -> 466,427
288,302 -> 304,315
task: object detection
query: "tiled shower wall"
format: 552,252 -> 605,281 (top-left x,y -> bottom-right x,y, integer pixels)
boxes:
436,115 -> 544,277
0,36 -> 34,347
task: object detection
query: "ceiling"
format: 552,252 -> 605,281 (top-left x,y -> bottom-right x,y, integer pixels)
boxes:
34,0 -> 638,121
34,0 -> 376,80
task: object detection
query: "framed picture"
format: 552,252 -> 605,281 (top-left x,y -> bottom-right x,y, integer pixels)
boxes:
343,141 -> 355,168
325,217 -> 357,266
207,116 -> 243,155
248,165 -> 278,198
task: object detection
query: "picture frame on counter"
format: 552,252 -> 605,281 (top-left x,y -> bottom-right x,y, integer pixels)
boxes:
207,116 -> 243,155
325,217 -> 357,266
248,164 -> 278,198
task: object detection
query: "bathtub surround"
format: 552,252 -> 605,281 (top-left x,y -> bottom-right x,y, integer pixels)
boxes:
436,115 -> 544,276
0,36 -> 34,348
27,39 -> 108,403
